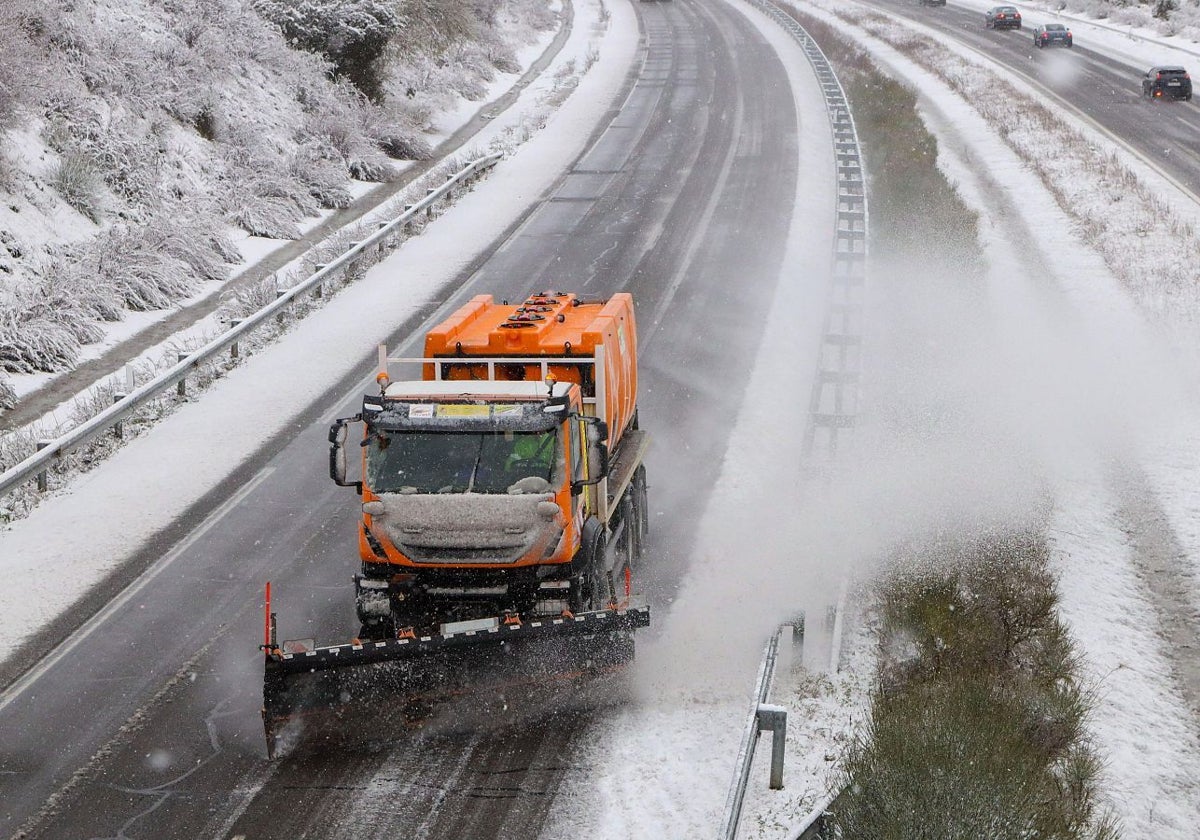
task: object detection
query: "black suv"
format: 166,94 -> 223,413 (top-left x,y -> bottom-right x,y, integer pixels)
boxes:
985,6 -> 1022,29
1142,66 -> 1192,101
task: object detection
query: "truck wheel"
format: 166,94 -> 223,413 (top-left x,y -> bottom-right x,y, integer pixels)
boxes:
571,520 -> 606,612
632,465 -> 650,548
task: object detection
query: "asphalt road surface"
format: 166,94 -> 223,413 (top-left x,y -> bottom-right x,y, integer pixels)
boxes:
0,0 -> 811,837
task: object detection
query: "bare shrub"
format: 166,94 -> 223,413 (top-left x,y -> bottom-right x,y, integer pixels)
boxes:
51,152 -> 104,222
300,105 -> 396,181
0,1 -> 42,135
348,153 -> 394,182
137,211 -> 235,284
39,262 -> 124,324
0,312 -> 82,374
0,375 -> 14,410
232,199 -> 302,239
376,129 -> 432,160
93,226 -> 199,311
488,44 -> 520,75
219,276 -> 283,322
290,144 -> 354,208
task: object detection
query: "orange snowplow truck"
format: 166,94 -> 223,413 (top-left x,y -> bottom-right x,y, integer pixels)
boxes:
329,291 -> 650,639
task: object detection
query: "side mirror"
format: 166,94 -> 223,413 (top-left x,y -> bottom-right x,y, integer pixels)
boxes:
571,416 -> 610,490
329,416 -> 362,492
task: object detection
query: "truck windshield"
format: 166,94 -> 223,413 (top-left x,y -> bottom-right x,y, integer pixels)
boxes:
366,430 -> 560,494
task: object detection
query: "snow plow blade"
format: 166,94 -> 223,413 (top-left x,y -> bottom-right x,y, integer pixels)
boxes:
261,606 -> 650,758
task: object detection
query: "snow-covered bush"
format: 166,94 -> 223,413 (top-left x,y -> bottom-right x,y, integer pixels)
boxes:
50,153 -> 104,223
256,0 -> 401,101
290,143 -> 355,209
0,2 -> 42,137
0,266 -> 111,374
93,227 -> 200,312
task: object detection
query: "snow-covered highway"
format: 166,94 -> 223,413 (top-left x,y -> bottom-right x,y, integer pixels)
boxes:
5,0 -> 1200,836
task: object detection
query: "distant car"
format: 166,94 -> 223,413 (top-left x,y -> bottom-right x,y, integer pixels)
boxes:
1142,66 -> 1192,100
1033,23 -> 1072,47
919,0 -> 947,6
985,6 -> 1022,29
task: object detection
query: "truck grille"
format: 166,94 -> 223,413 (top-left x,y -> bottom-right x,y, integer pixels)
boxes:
404,545 -> 520,564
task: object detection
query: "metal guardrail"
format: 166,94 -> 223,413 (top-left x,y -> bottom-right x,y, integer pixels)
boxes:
720,628 -> 784,840
721,0 -> 868,837
786,790 -> 840,840
0,153 -> 503,501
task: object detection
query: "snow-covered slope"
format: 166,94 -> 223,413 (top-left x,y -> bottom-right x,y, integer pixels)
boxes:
0,0 -> 557,408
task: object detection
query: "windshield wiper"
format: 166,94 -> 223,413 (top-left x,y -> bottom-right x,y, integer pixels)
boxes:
466,435 -> 485,492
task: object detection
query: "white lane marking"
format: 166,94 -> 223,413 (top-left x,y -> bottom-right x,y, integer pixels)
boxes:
0,466 -> 277,713
206,764 -> 280,840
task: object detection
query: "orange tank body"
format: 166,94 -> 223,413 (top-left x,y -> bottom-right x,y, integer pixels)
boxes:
422,292 -> 638,449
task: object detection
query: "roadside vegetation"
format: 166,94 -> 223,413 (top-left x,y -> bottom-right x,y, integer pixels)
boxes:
785,10 -> 1118,838
1039,0 -> 1200,37
0,0 -> 556,409
836,535 -> 1118,840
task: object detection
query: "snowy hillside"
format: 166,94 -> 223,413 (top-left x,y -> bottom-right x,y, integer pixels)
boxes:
0,0 -> 555,410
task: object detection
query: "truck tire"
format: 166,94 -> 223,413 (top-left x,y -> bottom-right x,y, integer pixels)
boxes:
631,465 -> 649,558
571,519 -> 607,612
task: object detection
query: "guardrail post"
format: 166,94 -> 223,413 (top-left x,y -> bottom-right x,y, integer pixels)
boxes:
230,320 -> 242,358
756,704 -> 787,790
790,613 -> 805,652
177,354 -> 188,397
425,189 -> 435,218
275,288 -> 287,324
313,265 -> 327,298
113,393 -> 126,439
36,439 -> 52,491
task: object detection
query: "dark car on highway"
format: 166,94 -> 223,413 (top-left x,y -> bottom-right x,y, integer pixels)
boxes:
1142,66 -> 1192,100
1033,23 -> 1072,47
985,6 -> 1022,29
